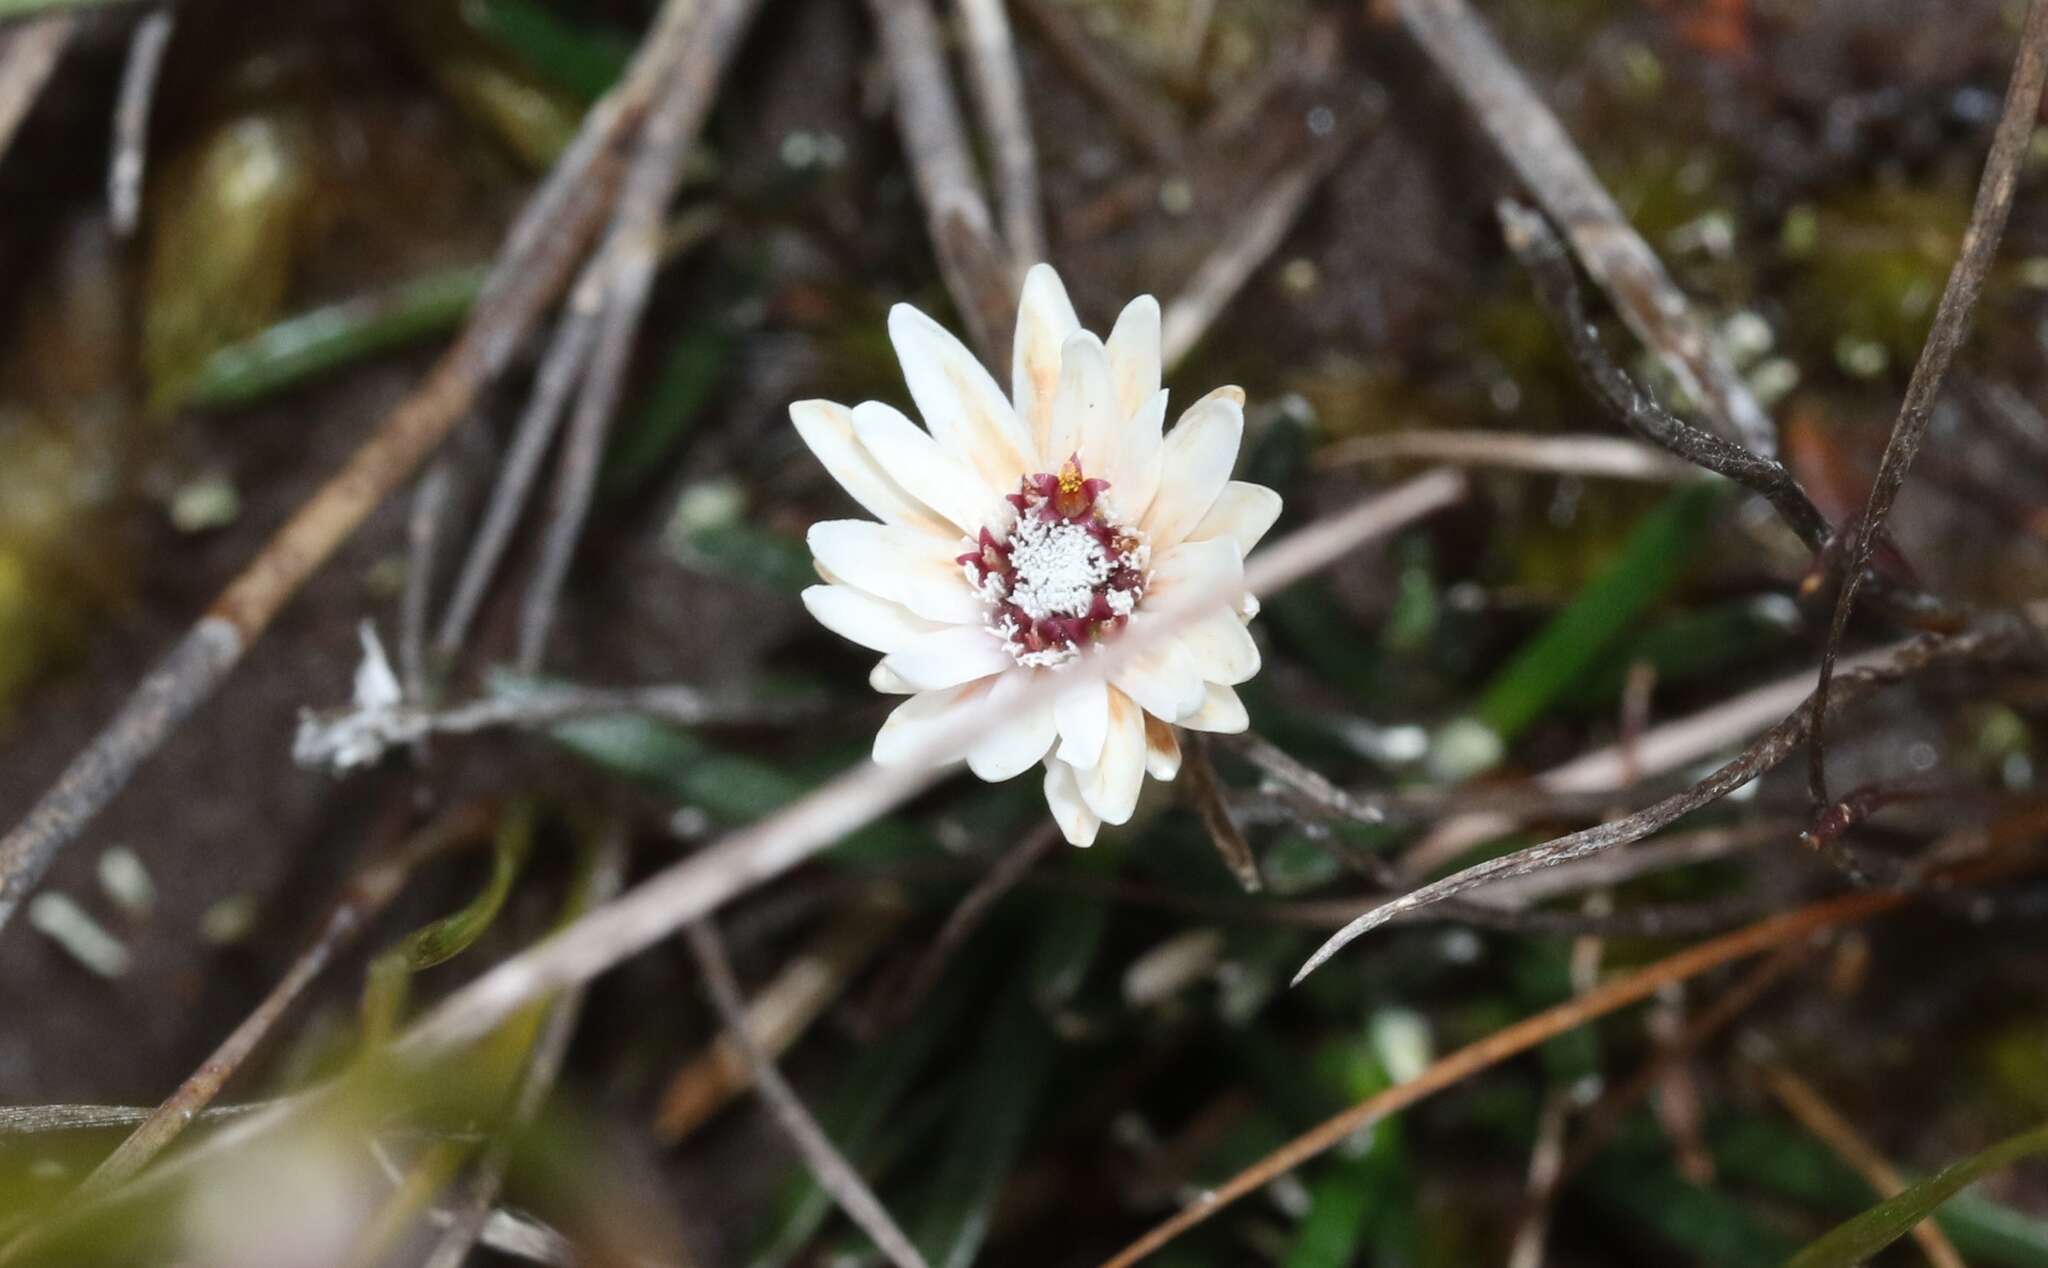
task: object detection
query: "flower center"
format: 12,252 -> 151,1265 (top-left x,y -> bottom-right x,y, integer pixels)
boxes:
958,456 -> 1148,668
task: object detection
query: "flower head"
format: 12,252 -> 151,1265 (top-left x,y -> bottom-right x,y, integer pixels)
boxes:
792,265 -> 1280,845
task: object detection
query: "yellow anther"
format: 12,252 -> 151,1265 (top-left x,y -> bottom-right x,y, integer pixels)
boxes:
1057,460 -> 1083,495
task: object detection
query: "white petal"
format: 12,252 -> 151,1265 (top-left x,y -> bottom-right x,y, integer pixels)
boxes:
1175,609 -> 1261,685
1180,683 -> 1249,733
1054,673 -> 1110,768
1044,759 -> 1101,847
802,584 -> 945,654
1141,391 -> 1244,550
871,662 -> 917,693
873,679 -> 997,767
1012,264 -> 1081,467
806,520 -> 982,624
1144,538 -> 1245,610
1144,715 -> 1182,780
966,670 -> 1057,781
1185,481 -> 1282,556
1078,688 -> 1147,824
1046,330 -> 1116,475
1112,622 -> 1207,721
1105,294 -> 1162,422
849,401 -> 999,535
1105,389 -> 1166,527
790,400 -> 953,538
882,625 -> 1013,691
889,304 -> 1035,493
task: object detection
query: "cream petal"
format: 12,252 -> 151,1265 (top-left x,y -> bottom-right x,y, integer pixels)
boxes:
889,304 -> 1035,492
1180,682 -> 1249,733
1077,688 -> 1147,824
790,400 -> 955,538
1185,481 -> 1282,555
882,625 -> 1013,690
1046,330 -> 1116,475
1104,294 -> 1162,421
1144,537 -> 1245,609
873,678 -> 996,767
1044,758 -> 1101,847
806,520 -> 983,624
870,662 -> 918,694
1112,623 -> 1207,722
802,584 -> 945,654
1012,264 -> 1081,466
966,670 -> 1057,781
1141,392 -> 1244,549
1144,715 -> 1182,780
1174,608 -> 1261,685
1105,389 -> 1166,527
1053,673 -> 1110,768
849,401 -> 999,535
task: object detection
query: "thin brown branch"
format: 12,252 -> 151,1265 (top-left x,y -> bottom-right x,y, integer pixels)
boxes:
106,6 -> 171,236
956,0 -> 1044,268
1097,887 -> 1912,1268
0,0 -> 709,933
73,801 -> 497,1198
1756,1058 -> 1969,1268
516,0 -> 764,672
685,919 -> 932,1268
867,0 -> 1014,369
1297,623 -> 2024,982
1810,0 -> 2048,805
1182,734 -> 1260,892
0,13 -> 71,166
0,1102 -> 267,1134
1398,0 -> 1777,458
1317,429 -> 1700,482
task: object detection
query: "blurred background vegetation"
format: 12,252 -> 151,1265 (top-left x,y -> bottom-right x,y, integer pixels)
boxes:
0,0 -> 2046,1264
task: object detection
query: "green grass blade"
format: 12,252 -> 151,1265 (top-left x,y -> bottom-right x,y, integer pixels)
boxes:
1784,1121 -> 2048,1268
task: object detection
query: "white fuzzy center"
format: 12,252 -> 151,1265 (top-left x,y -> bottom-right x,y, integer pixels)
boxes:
1005,517 -> 1109,621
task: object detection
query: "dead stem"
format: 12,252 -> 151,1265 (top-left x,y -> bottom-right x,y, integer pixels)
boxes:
1755,1057 -> 1968,1268
1181,734 -> 1260,892
1398,0 -> 1778,458
1010,0 -> 1183,166
0,14 -> 71,166
1810,0 -> 2048,805
685,919 -> 932,1268
105,6 -> 170,236
1097,888 -> 1912,1268
0,0 -> 710,934
1318,430 -> 1699,482
72,800 -> 498,1198
956,0 -> 1044,268
1297,622 -> 2027,983
516,0 -> 765,672
866,0 -> 1014,368
881,823 -> 1061,1027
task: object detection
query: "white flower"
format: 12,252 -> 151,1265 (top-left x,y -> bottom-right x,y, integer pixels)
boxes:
792,264 -> 1281,846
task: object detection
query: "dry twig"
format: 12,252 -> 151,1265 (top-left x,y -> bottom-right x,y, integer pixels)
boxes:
0,14 -> 71,166
956,0 -> 1044,268
1317,429 -> 1700,483
1181,734 -> 1260,892
1297,623 -> 2026,982
516,0 -> 764,671
106,6 -> 171,236
1398,0 -> 1778,457
1810,0 -> 2048,804
1098,887 -> 1913,1268
1009,0 -> 1183,165
883,824 -> 1060,1026
867,0 -> 1014,368
685,920 -> 932,1268
0,0 -> 708,933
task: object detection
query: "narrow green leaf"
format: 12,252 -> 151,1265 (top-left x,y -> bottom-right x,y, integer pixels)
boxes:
180,263 -> 488,410
1470,481 -> 1721,745
1784,1121 -> 2048,1268
473,0 -> 632,102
